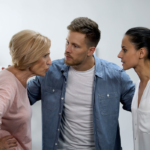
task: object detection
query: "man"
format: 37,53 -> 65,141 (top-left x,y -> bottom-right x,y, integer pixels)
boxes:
27,17 -> 135,150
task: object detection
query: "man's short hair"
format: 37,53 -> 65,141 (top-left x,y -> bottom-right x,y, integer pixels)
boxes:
67,17 -> 101,47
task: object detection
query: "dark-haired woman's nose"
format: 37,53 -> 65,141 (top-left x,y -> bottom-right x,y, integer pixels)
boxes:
117,51 -> 122,59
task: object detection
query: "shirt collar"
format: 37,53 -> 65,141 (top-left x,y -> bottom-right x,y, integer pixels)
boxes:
61,55 -> 104,78
93,54 -> 103,78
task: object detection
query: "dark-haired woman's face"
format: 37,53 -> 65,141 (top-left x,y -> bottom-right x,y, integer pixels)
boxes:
118,35 -> 140,70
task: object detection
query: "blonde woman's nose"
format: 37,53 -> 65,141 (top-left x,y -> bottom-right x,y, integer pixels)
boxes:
47,56 -> 52,65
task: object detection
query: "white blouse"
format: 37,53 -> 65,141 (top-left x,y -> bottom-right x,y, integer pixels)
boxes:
132,80 -> 150,150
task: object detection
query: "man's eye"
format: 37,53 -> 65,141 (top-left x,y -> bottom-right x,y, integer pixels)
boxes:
66,41 -> 69,45
74,45 -> 78,48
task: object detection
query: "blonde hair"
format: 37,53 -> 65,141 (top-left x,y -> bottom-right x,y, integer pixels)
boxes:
9,30 -> 51,70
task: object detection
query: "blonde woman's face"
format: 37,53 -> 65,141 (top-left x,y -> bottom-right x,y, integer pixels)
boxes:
30,49 -> 52,76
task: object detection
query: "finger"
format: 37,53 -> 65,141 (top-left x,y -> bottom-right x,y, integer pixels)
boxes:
2,67 -> 5,70
8,140 -> 17,145
2,135 -> 14,140
9,143 -> 17,148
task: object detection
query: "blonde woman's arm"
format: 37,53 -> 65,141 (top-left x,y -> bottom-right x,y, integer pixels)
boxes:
0,81 -> 17,150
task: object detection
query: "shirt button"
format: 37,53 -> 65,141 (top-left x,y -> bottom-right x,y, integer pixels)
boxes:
59,113 -> 61,115
107,94 -> 109,97
61,97 -> 64,100
53,89 -> 55,92
58,129 -> 59,131
55,143 -> 57,145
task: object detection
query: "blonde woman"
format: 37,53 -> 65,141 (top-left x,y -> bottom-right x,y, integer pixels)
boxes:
118,27 -> 150,150
0,30 -> 51,150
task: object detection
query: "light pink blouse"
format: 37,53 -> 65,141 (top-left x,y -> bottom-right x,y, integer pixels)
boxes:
0,69 -> 32,150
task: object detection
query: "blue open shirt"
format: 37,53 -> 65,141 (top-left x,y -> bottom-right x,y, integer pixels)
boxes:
27,55 -> 135,150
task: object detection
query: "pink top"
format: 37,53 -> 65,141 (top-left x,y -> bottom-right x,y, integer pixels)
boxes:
0,69 -> 32,150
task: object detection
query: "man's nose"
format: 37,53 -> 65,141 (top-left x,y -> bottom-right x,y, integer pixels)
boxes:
65,44 -> 71,53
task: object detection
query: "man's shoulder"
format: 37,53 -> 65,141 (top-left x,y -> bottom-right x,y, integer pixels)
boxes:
52,58 -> 65,66
97,58 -> 123,72
48,58 -> 66,71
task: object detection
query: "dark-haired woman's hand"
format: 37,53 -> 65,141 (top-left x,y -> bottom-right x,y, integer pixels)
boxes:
0,135 -> 17,150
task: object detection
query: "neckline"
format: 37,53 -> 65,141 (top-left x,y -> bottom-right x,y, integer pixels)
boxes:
4,69 -> 27,90
137,80 -> 150,109
70,65 -> 95,74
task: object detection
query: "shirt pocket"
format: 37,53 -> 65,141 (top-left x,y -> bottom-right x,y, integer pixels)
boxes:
138,110 -> 150,133
99,92 -> 119,115
43,86 -> 62,111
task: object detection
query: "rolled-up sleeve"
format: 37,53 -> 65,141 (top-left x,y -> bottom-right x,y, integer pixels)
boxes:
120,70 -> 135,111
27,76 -> 42,105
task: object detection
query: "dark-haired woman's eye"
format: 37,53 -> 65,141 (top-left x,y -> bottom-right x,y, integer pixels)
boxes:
123,49 -> 127,53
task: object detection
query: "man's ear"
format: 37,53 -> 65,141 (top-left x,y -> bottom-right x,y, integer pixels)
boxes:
139,48 -> 147,59
88,47 -> 95,56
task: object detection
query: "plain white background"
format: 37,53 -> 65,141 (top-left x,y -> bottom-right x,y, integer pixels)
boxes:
0,0 -> 150,149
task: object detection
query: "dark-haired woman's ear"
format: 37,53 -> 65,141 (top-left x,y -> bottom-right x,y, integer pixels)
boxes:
139,48 -> 147,59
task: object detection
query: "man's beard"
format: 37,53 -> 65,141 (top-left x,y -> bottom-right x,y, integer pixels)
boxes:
64,58 -> 82,66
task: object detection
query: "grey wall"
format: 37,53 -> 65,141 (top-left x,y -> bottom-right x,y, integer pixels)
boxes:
0,0 -> 150,149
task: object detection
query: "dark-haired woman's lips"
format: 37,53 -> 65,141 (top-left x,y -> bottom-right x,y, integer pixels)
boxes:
121,60 -> 125,65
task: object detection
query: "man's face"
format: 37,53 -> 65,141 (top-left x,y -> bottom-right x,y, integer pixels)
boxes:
64,31 -> 89,67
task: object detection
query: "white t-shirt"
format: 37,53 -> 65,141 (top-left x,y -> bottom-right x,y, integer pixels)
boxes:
58,66 -> 95,150
132,80 -> 150,150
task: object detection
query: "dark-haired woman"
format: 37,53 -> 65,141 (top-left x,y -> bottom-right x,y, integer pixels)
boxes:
118,27 -> 150,150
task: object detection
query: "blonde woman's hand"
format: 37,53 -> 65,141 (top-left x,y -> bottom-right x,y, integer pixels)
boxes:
1,65 -> 11,70
0,135 -> 17,150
